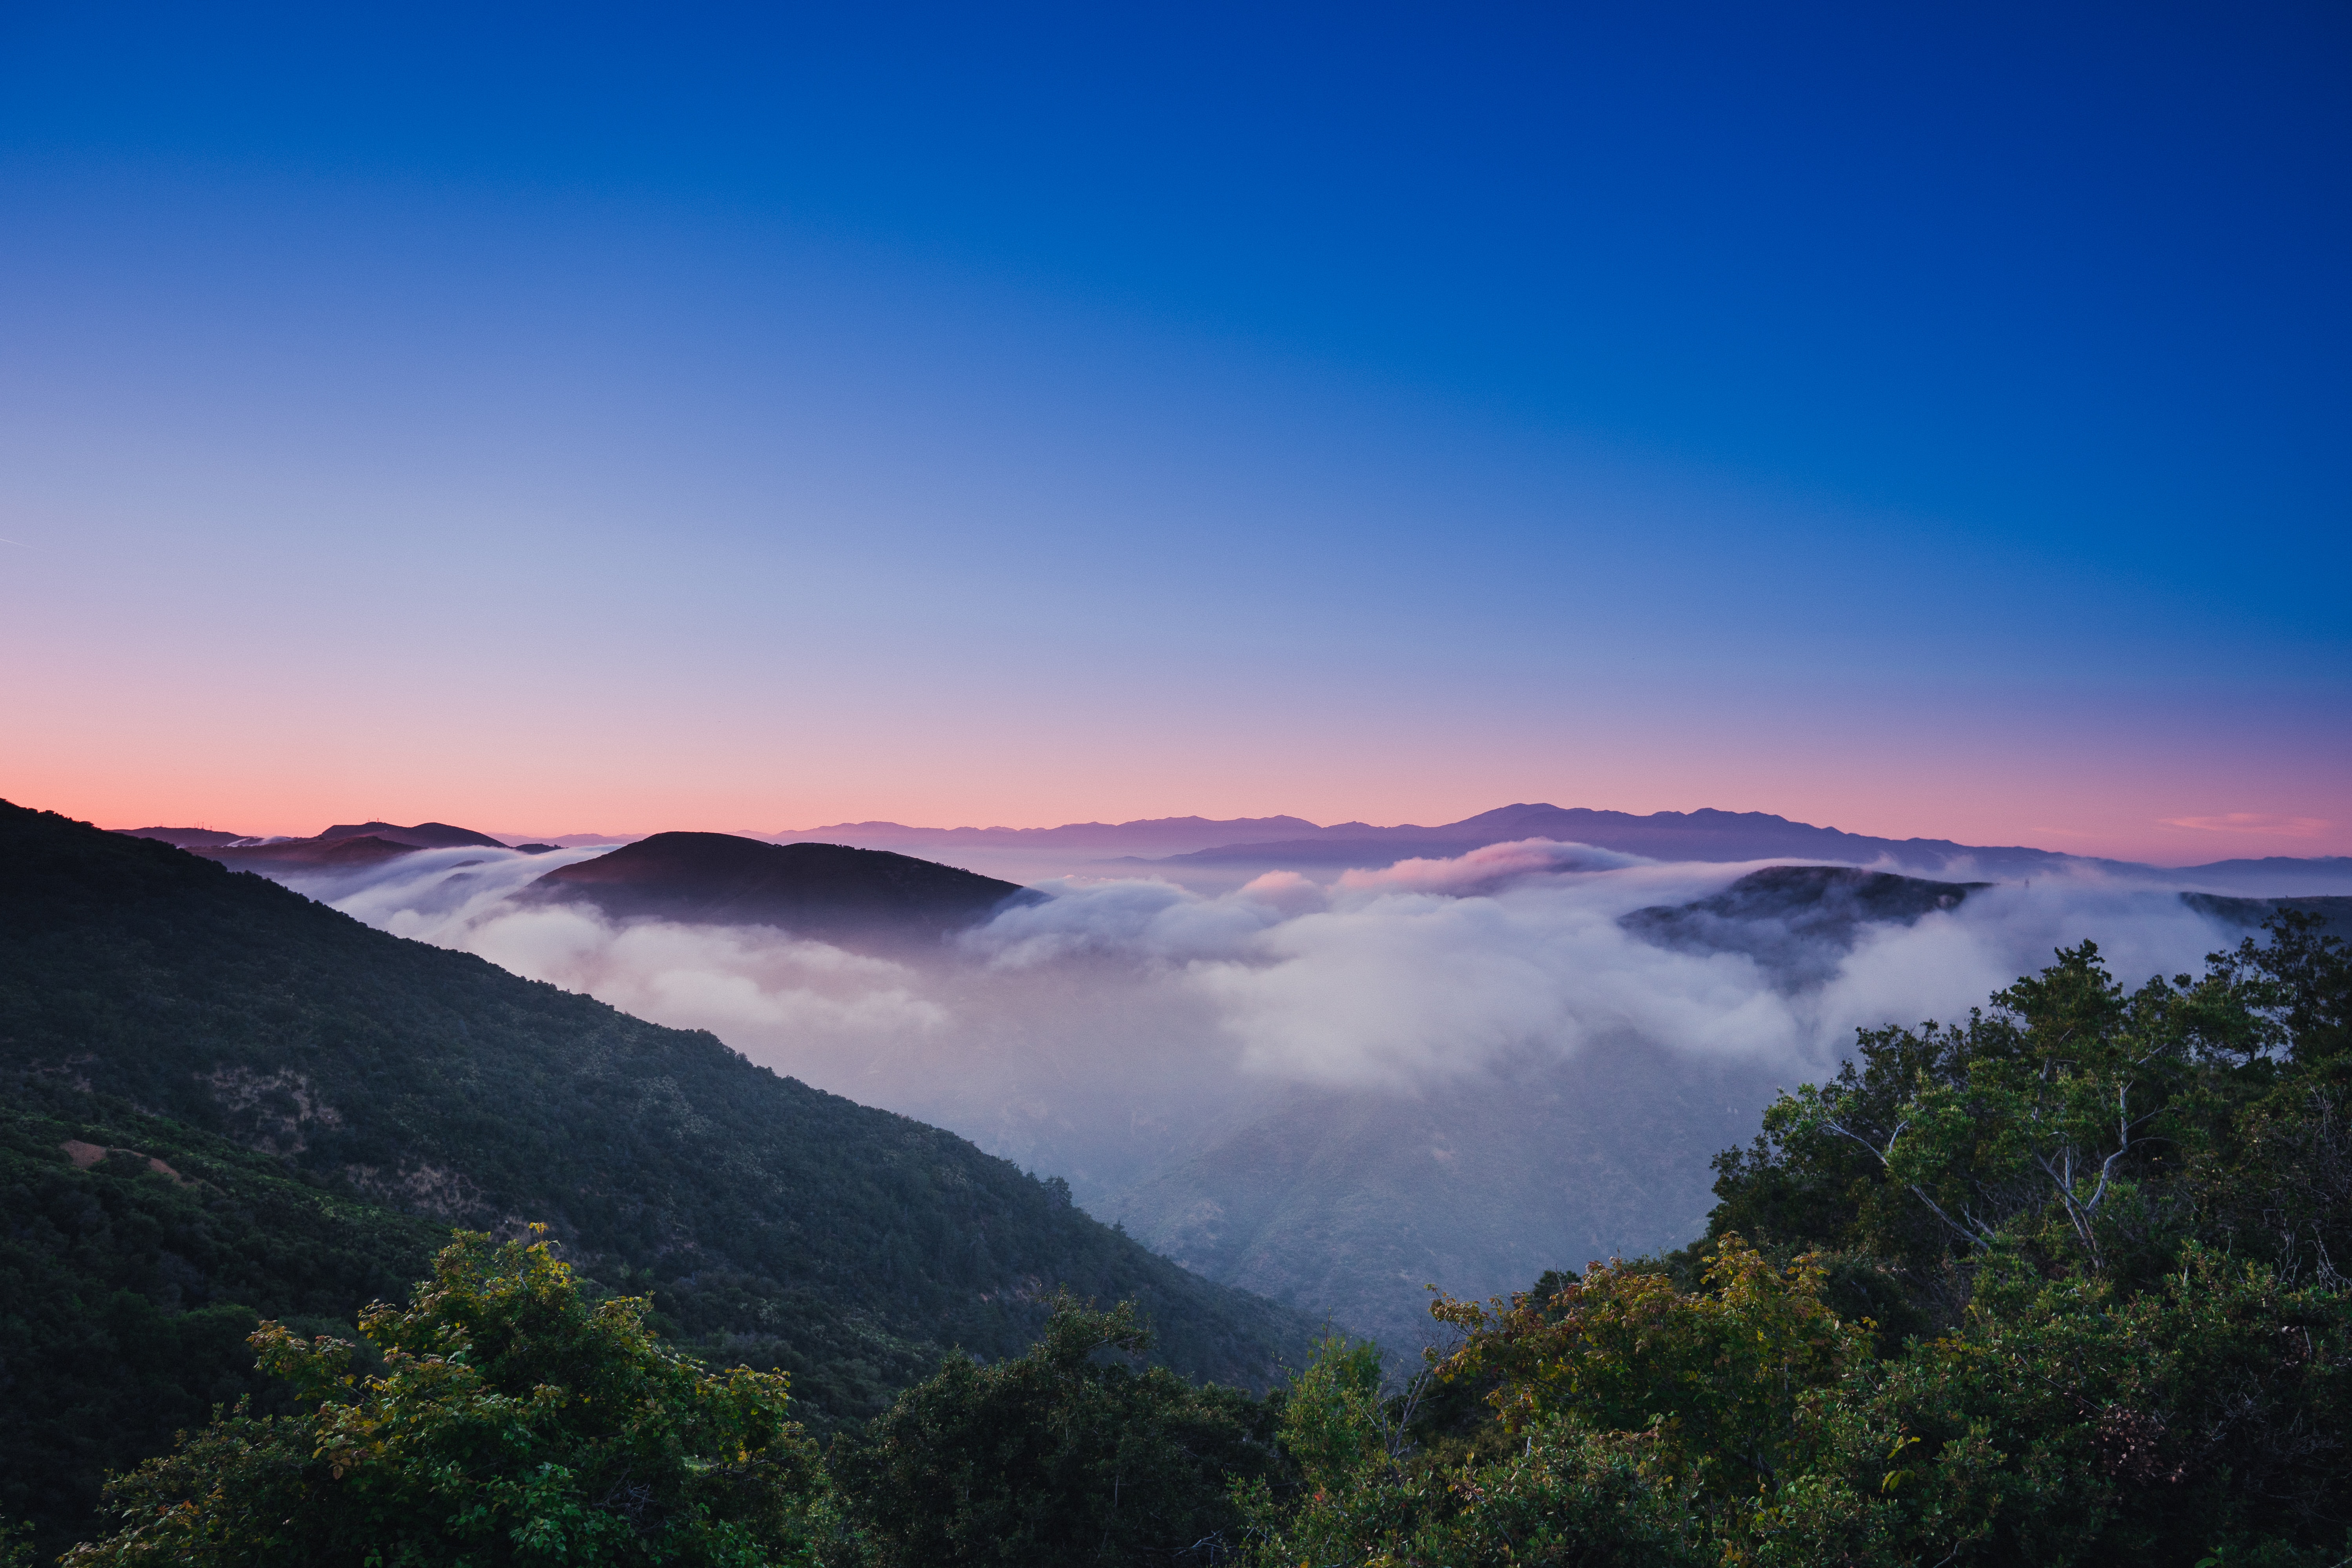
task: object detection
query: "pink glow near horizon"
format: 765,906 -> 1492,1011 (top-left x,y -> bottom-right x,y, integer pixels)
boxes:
18,746 -> 2346,867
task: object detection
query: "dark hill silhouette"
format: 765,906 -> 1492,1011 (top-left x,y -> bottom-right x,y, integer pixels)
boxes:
1620,865 -> 1990,988
317,820 -> 509,849
526,831 -> 1038,940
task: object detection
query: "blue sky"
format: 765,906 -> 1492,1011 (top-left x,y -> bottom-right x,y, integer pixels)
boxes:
2,2 -> 2346,856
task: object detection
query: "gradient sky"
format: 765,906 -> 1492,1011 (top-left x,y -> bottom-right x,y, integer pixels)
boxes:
2,2 -> 2346,861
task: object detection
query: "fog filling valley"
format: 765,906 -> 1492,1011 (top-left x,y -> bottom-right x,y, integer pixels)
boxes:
279,838 -> 2294,1349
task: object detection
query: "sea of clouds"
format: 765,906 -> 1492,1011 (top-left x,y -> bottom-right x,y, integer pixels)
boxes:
271,838 -> 2262,1182
249,836 -> 2311,1344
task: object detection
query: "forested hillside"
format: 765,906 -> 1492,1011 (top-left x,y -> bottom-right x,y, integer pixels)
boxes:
0,801 -> 1320,1553
0,1089 -> 444,1549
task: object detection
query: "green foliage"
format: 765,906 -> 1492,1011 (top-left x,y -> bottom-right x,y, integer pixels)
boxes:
1434,1238 -> 1870,1504
838,1291 -> 1287,1566
1255,917 -> 2352,1567
62,1229 -> 854,1567
1819,1248 -> 2352,1564
1238,1335 -> 1703,1568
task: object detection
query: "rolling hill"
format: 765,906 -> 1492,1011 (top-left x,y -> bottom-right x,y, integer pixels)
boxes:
520,830 -> 1039,943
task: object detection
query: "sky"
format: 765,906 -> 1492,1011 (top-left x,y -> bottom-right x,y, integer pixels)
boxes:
1,2 -> 2346,862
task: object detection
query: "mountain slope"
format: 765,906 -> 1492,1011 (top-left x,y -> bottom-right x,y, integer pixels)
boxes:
0,1087 -> 445,1553
523,830 -> 1037,942
0,803 -> 1320,1426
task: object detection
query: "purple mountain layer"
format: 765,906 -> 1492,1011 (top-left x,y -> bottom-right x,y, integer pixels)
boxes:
772,805 -> 2352,893
772,815 -> 1323,855
114,806 -> 2352,895
1144,805 -> 2065,874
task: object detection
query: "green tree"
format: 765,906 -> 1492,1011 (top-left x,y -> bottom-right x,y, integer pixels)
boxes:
839,1291 -> 1286,1567
1710,936 -> 2295,1313
61,1228 -> 853,1567
1432,1238 -> 1870,1500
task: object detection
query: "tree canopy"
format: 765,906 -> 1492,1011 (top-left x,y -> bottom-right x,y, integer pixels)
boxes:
62,1230 -> 853,1568
838,1291 -> 1288,1566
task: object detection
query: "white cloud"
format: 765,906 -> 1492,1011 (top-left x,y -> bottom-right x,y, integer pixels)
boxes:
286,836 -> 2270,1164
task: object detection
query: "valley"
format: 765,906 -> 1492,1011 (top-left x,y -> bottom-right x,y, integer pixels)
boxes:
104,801 -> 2352,1355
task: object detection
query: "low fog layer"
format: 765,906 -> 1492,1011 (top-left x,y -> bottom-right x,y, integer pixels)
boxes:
273,838 -> 2290,1348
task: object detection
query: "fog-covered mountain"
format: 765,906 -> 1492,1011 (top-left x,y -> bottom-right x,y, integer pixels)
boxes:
519,831 -> 1037,947
147,800 -> 2352,1355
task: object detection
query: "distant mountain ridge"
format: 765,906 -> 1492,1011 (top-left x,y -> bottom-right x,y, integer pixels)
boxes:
1130,806 -> 2352,893
1143,804 -> 2071,875
114,806 -> 2352,894
760,804 -> 2351,891
772,814 -> 1325,855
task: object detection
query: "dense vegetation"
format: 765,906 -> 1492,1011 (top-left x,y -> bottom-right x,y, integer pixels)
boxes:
55,1236 -> 1287,1567
62,1230 -> 853,1567
0,1089 -> 443,1553
836,1294 -> 1287,1565
0,801 -> 1317,1552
